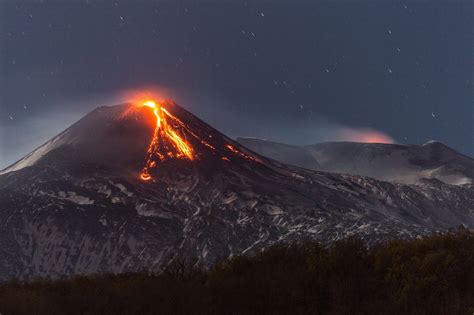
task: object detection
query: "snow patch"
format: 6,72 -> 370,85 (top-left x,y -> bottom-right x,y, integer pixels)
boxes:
37,190 -> 94,205
262,205 -> 283,215
135,202 -> 174,219
65,192 -> 95,205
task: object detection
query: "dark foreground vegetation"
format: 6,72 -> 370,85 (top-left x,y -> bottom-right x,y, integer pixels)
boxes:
1,229 -> 473,315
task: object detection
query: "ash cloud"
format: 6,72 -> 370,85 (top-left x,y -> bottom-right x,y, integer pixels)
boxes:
330,126 -> 395,144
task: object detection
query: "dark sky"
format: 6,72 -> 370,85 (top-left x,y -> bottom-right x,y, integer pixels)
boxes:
1,0 -> 472,168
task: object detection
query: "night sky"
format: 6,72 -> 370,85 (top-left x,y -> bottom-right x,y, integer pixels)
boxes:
1,0 -> 472,169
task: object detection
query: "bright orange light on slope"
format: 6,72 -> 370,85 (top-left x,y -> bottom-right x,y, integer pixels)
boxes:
225,144 -> 261,163
139,100 -> 194,181
135,99 -> 260,181
140,173 -> 152,181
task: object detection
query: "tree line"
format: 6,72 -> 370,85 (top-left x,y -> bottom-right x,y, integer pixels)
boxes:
1,228 -> 473,314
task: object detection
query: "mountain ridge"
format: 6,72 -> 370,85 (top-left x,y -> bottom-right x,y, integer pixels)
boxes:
237,137 -> 474,185
0,101 -> 472,280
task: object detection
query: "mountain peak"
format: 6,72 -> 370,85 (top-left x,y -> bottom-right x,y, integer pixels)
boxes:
1,101 -> 264,180
422,140 -> 446,147
1,102 -> 473,281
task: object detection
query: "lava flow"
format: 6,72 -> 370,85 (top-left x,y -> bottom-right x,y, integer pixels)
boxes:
139,100 -> 194,181
136,99 -> 261,181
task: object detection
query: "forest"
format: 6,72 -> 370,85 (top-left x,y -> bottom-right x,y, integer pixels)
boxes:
1,228 -> 473,315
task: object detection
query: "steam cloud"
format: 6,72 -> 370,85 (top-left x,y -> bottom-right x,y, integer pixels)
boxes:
334,127 -> 395,144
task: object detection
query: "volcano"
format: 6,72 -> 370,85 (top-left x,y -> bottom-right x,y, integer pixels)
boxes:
0,101 -> 473,280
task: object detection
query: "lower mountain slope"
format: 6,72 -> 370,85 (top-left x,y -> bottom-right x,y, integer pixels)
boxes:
0,101 -> 472,280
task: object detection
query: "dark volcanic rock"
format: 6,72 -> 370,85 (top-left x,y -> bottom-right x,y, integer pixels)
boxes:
1,102 -> 473,280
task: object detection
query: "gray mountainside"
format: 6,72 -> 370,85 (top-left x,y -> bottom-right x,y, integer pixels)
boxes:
0,102 -> 473,280
237,138 -> 474,185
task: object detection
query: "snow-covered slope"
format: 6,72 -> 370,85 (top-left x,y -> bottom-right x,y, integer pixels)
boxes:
237,138 -> 474,185
0,102 -> 472,280
0,104 -> 153,176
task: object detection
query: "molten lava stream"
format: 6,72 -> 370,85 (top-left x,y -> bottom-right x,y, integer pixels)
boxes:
139,101 -> 194,181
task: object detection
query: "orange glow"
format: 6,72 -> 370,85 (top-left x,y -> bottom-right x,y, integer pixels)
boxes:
338,128 -> 395,144
225,144 -> 239,153
364,135 -> 393,143
225,144 -> 261,163
128,97 -> 261,181
139,100 -> 194,181
140,173 -> 152,181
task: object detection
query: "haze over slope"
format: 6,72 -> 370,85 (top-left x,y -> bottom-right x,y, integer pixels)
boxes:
237,138 -> 474,185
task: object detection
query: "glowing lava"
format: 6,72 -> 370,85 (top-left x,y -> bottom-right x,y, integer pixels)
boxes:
139,100 -> 194,181
136,99 -> 260,181
225,144 -> 261,163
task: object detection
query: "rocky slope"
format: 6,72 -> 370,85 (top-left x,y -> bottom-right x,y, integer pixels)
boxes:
0,101 -> 472,280
237,138 -> 474,185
